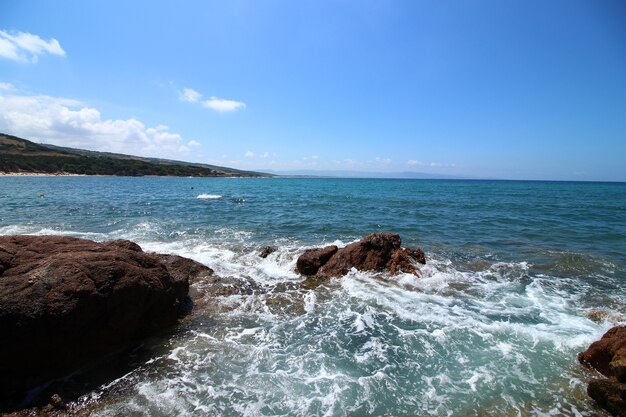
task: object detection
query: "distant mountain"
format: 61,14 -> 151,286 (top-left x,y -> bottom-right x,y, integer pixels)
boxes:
265,169 -> 471,179
0,133 -> 269,177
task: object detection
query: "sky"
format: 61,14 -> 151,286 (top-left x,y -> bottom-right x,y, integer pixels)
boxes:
0,0 -> 625,181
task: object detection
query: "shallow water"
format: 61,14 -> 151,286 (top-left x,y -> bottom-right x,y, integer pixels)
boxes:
1,177 -> 625,416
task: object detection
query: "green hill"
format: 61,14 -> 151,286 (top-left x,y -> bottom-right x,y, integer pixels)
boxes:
0,133 -> 269,177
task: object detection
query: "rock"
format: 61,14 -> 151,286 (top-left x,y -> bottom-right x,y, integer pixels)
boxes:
587,379 -> 626,417
579,325 -> 626,416
0,235 -> 210,409
296,245 -> 338,276
579,325 -> 626,381
387,248 -> 426,275
259,245 -> 278,258
296,233 -> 426,278
587,309 -> 624,324
48,394 -> 66,411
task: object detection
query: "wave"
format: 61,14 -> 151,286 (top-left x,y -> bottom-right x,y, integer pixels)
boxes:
77,232 -> 621,416
3,223 -> 622,416
196,194 -> 223,200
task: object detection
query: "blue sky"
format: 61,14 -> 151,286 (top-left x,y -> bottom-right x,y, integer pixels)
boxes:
1,1 -> 625,180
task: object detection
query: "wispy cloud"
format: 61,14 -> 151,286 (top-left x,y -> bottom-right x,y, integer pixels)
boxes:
244,150 -> 254,158
0,30 -> 65,63
0,82 -> 14,91
179,87 -> 201,103
202,96 -> 246,113
0,87 -> 195,157
407,159 -> 456,168
178,87 -> 246,112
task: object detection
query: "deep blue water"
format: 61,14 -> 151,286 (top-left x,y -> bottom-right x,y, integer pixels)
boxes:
1,176 -> 625,416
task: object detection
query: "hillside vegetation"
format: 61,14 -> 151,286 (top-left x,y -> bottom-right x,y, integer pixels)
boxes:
0,133 -> 267,177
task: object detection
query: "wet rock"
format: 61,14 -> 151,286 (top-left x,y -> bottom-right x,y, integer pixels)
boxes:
258,245 -> 278,258
587,309 -> 624,324
296,245 -> 338,276
579,325 -> 626,416
0,235 -> 209,410
387,248 -> 426,275
579,325 -> 626,380
587,379 -> 626,417
296,233 -> 426,278
45,394 -> 66,412
264,293 -> 306,316
300,275 -> 331,290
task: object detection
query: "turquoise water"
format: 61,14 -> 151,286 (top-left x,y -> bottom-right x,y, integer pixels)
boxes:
1,177 -> 625,416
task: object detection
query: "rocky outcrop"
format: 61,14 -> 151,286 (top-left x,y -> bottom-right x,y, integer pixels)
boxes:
579,325 -> 626,416
296,245 -> 338,276
296,233 -> 425,278
0,235 -> 212,409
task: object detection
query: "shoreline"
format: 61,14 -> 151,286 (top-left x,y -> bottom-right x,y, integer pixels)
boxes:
0,172 -> 87,177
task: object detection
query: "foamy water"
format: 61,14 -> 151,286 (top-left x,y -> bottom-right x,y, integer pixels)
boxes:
81,235 -> 612,416
1,177 -> 624,416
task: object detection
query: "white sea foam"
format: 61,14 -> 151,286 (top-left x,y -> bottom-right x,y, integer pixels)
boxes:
76,233 -> 619,416
196,194 -> 222,199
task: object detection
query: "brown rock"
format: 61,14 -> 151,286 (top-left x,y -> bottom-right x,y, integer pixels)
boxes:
0,235 -> 210,406
259,246 -> 278,258
387,248 -> 426,275
579,325 -> 626,381
319,233 -> 401,277
296,245 -> 338,276
587,379 -> 626,417
296,233 -> 426,278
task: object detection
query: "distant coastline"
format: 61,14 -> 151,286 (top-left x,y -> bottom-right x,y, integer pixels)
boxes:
0,133 -> 270,178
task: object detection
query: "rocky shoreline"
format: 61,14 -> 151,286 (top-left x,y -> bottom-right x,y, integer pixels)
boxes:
0,235 -> 212,413
1,233 -> 624,416
0,232 -> 427,414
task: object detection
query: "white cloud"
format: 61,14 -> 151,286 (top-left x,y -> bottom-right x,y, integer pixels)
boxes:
428,162 -> 456,167
244,150 -> 254,158
203,96 -> 246,113
0,30 -> 65,63
187,140 -> 201,147
262,151 -> 269,158
407,160 -> 421,166
0,89 -> 193,158
179,87 -> 201,103
178,86 -> 246,113
0,82 -> 14,91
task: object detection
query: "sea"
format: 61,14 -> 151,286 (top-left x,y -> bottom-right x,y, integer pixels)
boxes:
1,176 -> 625,416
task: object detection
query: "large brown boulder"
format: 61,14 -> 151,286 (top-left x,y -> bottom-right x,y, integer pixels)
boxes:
0,235 -> 212,404
587,379 -> 626,417
296,233 -> 426,278
579,325 -> 626,416
296,245 -> 338,276
579,326 -> 626,381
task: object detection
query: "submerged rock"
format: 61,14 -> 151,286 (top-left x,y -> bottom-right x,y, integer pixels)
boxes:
579,325 -> 626,416
296,233 -> 425,278
0,235 -> 211,410
258,245 -> 278,258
